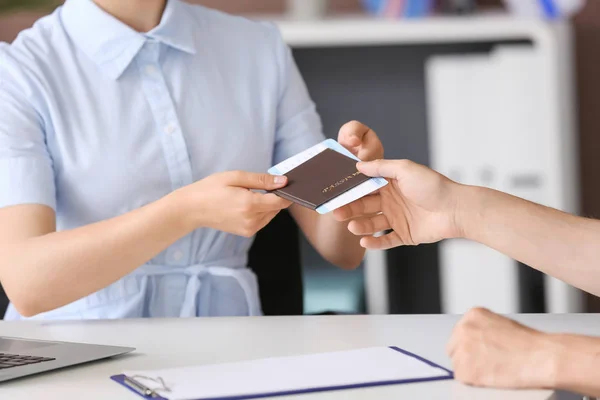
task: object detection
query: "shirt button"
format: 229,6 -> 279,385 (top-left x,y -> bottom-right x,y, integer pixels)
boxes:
173,250 -> 184,262
164,124 -> 176,135
145,65 -> 158,76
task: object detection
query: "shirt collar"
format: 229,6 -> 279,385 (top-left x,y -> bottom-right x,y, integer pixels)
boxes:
61,0 -> 197,80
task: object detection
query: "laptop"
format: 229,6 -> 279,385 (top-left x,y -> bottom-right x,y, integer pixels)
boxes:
0,336 -> 134,382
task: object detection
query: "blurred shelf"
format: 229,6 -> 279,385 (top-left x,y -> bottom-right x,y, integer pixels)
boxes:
256,14 -> 568,47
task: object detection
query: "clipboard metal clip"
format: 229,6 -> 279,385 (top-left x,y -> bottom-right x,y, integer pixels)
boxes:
123,375 -> 171,398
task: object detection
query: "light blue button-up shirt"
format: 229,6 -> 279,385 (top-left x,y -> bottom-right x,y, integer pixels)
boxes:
0,0 -> 324,319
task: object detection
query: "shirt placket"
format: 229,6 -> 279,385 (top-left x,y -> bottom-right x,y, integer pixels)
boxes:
136,39 -> 193,266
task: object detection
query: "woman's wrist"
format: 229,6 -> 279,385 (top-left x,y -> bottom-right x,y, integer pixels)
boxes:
163,189 -> 204,233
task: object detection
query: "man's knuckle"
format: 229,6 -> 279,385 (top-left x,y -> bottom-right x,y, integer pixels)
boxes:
469,307 -> 489,319
465,307 -> 480,319
455,320 -> 474,337
462,320 -> 478,335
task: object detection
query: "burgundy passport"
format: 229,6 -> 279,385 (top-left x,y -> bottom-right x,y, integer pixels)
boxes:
272,148 -> 370,210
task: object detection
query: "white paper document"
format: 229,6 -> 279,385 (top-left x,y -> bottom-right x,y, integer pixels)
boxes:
118,346 -> 452,400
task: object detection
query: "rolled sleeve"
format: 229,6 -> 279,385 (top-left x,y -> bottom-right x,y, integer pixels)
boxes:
0,66 -> 56,210
269,24 -> 325,165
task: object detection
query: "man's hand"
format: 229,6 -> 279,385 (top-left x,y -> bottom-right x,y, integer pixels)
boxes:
337,120 -> 384,161
175,171 -> 292,237
333,159 -> 463,249
448,308 -> 559,390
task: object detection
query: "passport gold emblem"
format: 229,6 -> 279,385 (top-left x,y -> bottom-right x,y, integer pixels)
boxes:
322,171 -> 361,194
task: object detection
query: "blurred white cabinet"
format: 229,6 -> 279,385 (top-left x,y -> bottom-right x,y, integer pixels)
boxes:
426,46 -> 546,314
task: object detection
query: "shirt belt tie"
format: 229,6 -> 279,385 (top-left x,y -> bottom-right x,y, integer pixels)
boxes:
136,259 -> 259,318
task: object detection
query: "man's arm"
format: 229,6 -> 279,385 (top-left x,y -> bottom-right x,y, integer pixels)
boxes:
447,307 -> 600,396
460,185 -> 600,297
337,158 -> 600,296
553,333 -> 600,396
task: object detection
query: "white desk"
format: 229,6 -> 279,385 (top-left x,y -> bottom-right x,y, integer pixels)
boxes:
1,314 -> 598,399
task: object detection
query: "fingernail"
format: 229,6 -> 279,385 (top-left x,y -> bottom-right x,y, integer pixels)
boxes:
274,176 -> 287,184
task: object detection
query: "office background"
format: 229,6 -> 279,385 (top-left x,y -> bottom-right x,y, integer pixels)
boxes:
1,0 -> 599,315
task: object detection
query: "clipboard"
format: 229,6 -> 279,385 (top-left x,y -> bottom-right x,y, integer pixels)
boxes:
110,346 -> 453,400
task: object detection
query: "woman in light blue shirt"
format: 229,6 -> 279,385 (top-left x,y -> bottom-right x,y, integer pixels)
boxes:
0,0 -> 384,320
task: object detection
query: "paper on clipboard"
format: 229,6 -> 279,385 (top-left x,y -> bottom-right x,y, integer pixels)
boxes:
114,346 -> 452,400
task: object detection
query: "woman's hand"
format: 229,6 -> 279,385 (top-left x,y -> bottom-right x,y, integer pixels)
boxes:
175,171 -> 292,237
337,120 -> 384,161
